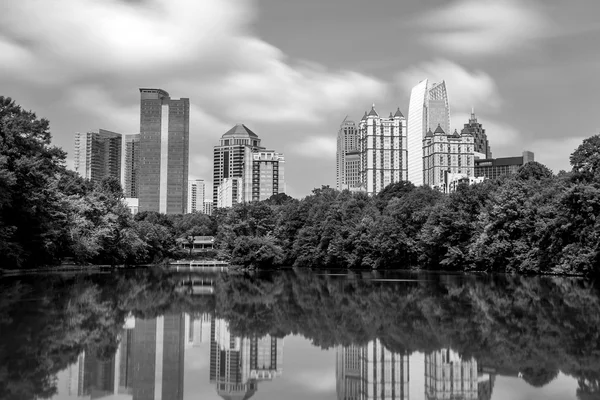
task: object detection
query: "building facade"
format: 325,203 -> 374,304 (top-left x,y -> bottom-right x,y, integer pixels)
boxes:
74,129 -> 122,185
203,199 -> 214,216
461,110 -> 492,159
358,105 -> 407,195
187,179 -> 205,213
217,177 -> 243,208
213,124 -> 262,205
425,349 -> 479,400
407,80 -> 451,186
251,150 -> 285,202
423,125 -> 475,190
474,151 -> 535,180
122,133 -> 140,198
336,118 -> 359,190
138,88 -> 190,214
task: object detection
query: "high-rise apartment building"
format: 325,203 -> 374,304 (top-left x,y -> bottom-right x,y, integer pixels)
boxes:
121,133 -> 140,198
213,124 -> 262,205
213,124 -> 285,207
423,125 -> 475,190
407,80 -> 450,186
217,177 -> 243,208
187,179 -> 205,213
336,118 -> 359,190
203,199 -> 214,216
461,110 -> 492,159
474,151 -> 534,180
73,129 -> 122,185
358,105 -> 407,195
251,150 -> 285,202
336,340 -> 409,400
138,88 -> 190,214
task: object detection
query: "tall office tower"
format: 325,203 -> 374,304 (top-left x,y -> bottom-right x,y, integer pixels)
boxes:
217,177 -> 243,208
425,349 -> 479,400
336,340 -> 409,400
461,110 -> 492,159
358,105 -> 407,195
422,125 -> 475,189
203,199 -> 214,216
210,317 -> 283,400
213,124 -> 263,205
474,151 -> 534,180
74,129 -> 122,184
138,88 -> 190,214
131,314 -> 186,400
187,179 -> 205,213
251,150 -> 285,201
185,313 -> 211,347
121,134 -> 140,198
336,118 -> 359,190
407,80 -> 450,186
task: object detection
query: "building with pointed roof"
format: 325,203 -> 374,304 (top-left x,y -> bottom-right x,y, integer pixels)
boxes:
461,110 -> 492,159
336,117 -> 359,190
407,80 -> 451,186
423,123 -> 475,190
358,104 -> 408,195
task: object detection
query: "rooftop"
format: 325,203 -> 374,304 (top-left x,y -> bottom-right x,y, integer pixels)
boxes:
222,124 -> 259,139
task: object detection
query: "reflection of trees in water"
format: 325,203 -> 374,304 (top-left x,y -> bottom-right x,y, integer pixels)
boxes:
1,269 -> 600,400
578,378 -> 600,400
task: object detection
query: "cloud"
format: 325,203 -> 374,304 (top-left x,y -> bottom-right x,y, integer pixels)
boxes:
529,136 -> 586,172
292,136 -> 337,158
418,0 -> 549,56
395,59 -> 501,113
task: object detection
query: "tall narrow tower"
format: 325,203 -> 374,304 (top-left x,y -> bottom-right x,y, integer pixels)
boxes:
461,109 -> 492,159
407,80 -> 450,186
336,117 -> 358,190
138,88 -> 190,214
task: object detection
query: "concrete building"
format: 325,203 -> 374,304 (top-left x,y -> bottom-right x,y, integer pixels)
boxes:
121,134 -> 140,198
423,124 -> 475,190
336,118 -> 359,190
474,151 -> 535,180
213,124 -> 262,205
203,199 -> 214,216
217,177 -> 243,208
358,105 -> 408,195
407,80 -> 450,186
138,88 -> 190,214
73,129 -> 122,185
251,150 -> 285,201
446,173 -> 486,193
187,179 -> 205,213
336,340 -> 409,400
461,110 -> 492,159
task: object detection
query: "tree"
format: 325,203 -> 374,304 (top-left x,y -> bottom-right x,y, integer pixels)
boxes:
570,134 -> 600,183
0,96 -> 69,267
516,161 -> 554,180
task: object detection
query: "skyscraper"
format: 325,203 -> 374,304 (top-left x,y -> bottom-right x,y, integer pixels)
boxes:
336,118 -> 359,190
461,110 -> 492,159
121,133 -> 140,198
251,150 -> 285,201
217,177 -> 243,208
407,80 -> 450,186
203,199 -> 214,216
138,88 -> 190,214
73,129 -> 122,185
187,179 -> 205,213
358,105 -> 407,195
213,124 -> 262,205
423,125 -> 475,189
425,349 -> 479,400
336,340 -> 409,400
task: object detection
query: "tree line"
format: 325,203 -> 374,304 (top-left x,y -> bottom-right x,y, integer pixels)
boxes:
2,95 -> 600,273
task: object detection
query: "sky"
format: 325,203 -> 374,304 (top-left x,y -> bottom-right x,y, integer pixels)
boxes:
1,0 -> 600,198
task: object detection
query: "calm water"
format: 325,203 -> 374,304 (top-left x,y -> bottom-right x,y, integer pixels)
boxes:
1,268 -> 599,400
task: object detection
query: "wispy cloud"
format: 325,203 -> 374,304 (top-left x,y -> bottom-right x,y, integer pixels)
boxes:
417,0 -> 549,56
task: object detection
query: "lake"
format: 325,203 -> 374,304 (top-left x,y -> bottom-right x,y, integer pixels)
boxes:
1,268 -> 599,400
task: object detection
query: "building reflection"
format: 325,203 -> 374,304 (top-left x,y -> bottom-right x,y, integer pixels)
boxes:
210,316 -> 283,400
424,349 -> 494,400
336,340 -> 410,400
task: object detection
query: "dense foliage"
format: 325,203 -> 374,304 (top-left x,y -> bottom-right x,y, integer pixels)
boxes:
1,270 -> 599,399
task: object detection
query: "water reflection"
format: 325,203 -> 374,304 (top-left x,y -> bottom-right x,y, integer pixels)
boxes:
1,269 -> 600,400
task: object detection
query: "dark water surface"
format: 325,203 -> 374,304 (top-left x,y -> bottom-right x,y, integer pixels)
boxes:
1,268 -> 599,400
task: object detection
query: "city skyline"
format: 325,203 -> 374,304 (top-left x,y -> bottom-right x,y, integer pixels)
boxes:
2,0 -> 597,198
